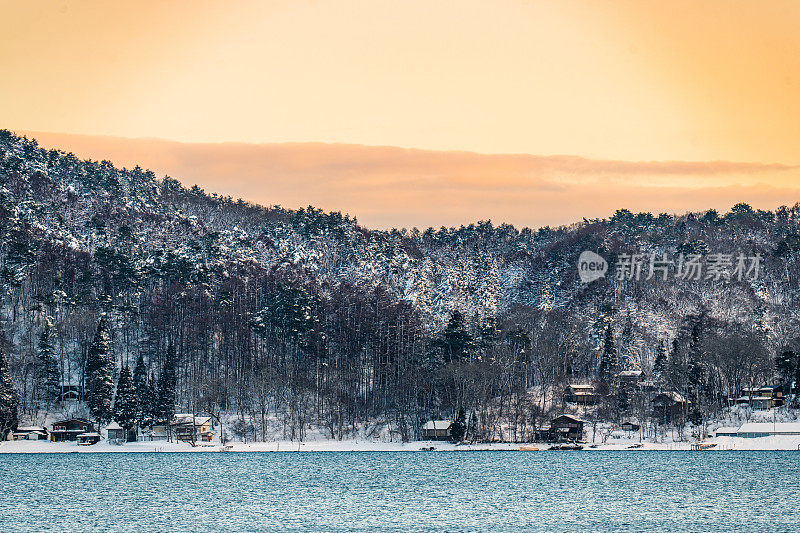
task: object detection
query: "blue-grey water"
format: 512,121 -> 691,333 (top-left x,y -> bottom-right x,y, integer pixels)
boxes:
1,451 -> 798,532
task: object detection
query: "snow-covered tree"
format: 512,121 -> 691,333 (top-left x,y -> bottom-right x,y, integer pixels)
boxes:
598,325 -> 618,384
132,354 -> 149,426
35,321 -> 61,407
0,351 -> 19,438
113,365 -> 137,431
85,319 -> 114,423
156,344 -> 177,424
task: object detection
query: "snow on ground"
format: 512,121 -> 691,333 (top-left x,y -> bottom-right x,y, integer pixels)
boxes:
3,436 -> 800,453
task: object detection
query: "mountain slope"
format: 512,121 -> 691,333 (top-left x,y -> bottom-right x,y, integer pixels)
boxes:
2,130 -> 800,440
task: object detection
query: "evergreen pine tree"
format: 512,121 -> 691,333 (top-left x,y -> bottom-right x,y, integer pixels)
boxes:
36,321 -> 61,407
437,311 -> 475,363
598,325 -> 618,384
478,315 -> 499,357
653,340 -> 668,382
143,373 -> 159,427
132,354 -> 148,426
85,318 -> 115,423
616,385 -> 630,415
450,408 -> 466,442
0,351 -> 19,439
775,350 -> 796,387
112,365 -> 137,431
157,343 -> 177,424
619,313 -> 634,370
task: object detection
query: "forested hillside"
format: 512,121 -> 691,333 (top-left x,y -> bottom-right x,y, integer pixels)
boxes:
1,130 -> 800,441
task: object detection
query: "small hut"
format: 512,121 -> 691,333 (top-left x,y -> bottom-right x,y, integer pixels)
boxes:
106,422 -> 136,442
621,421 -> 640,432
11,426 -> 48,441
422,420 -> 452,441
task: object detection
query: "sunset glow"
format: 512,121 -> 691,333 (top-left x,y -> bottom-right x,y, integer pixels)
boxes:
3,0 -> 799,227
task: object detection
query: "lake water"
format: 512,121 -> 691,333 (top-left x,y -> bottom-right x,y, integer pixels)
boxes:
1,451 -> 798,532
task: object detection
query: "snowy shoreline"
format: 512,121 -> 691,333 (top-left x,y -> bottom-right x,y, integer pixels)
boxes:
2,435 -> 800,453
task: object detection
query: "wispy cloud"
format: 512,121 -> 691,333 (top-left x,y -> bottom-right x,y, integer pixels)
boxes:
19,131 -> 800,229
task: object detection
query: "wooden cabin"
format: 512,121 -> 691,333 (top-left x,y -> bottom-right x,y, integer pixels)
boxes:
621,421 -> 640,432
139,424 -> 169,441
714,427 -> 739,437
58,384 -> 83,403
50,419 -> 94,442
171,414 -> 214,443
422,420 -> 452,441
616,370 -> 644,385
549,415 -> 585,442
563,384 -> 598,405
11,426 -> 48,441
652,392 -> 689,423
732,386 -> 786,410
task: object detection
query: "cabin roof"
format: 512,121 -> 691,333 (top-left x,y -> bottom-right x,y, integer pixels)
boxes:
653,391 -> 687,403
52,418 -> 91,425
16,426 -> 46,432
106,422 -> 123,430
172,415 -> 212,426
551,414 -> 584,424
422,420 -> 452,430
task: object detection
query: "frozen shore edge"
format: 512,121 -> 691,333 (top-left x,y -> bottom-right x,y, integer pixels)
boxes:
2,435 -> 800,453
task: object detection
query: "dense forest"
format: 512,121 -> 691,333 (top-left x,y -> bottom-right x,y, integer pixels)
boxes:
1,130 -> 800,442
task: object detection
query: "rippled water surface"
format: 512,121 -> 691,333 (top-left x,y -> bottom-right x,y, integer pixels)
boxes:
1,451 -> 799,531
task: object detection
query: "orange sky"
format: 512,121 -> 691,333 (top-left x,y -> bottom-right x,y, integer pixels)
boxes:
3,1 -> 800,228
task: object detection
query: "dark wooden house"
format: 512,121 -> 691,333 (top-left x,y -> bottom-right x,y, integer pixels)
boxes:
50,418 -> 94,442
733,385 -> 786,409
422,420 -> 452,441
563,384 -> 598,405
652,392 -> 688,423
171,414 -> 214,443
58,384 -> 83,403
549,415 -> 584,442
621,421 -> 640,432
